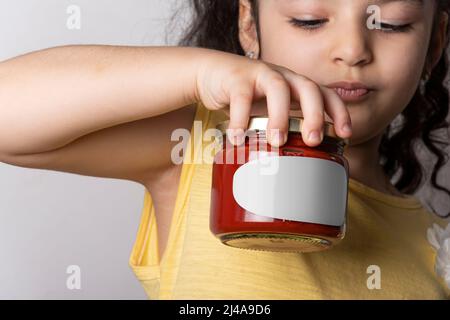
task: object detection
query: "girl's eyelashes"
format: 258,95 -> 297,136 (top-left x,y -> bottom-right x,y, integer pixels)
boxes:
288,18 -> 327,31
288,18 -> 412,34
377,22 -> 412,33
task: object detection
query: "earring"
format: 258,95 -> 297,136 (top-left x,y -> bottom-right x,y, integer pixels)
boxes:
420,71 -> 431,95
246,51 -> 256,59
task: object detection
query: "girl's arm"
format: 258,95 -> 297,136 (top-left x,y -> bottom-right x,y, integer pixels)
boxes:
0,45 -> 203,184
0,45 -> 202,155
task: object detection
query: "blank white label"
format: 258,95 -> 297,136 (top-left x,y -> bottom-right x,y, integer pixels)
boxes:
232,155 -> 348,226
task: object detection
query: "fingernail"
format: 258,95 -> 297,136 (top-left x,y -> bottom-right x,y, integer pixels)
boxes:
270,130 -> 285,147
342,123 -> 352,133
308,130 -> 322,143
227,128 -> 244,145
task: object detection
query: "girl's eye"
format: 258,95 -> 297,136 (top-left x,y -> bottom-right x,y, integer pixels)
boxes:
288,18 -> 412,34
288,18 -> 327,30
377,22 -> 412,33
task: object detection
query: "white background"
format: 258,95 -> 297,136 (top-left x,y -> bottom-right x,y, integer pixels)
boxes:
0,0 -> 186,299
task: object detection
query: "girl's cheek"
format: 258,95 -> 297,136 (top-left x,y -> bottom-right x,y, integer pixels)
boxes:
374,35 -> 426,92
381,61 -> 419,96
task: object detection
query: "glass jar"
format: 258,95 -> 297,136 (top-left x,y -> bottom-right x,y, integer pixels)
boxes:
209,116 -> 350,253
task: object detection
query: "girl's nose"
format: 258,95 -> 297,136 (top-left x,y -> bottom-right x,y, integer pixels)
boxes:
329,22 -> 373,67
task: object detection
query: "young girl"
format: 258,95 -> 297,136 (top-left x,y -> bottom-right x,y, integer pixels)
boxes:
1,0 -> 449,299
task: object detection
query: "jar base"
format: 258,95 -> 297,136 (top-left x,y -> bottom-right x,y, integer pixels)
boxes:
219,232 -> 334,253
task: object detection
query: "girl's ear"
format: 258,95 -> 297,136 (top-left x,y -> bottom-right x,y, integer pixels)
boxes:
238,0 -> 260,57
426,11 -> 448,73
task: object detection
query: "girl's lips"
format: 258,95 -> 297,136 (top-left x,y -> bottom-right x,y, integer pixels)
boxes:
326,81 -> 373,102
332,87 -> 371,102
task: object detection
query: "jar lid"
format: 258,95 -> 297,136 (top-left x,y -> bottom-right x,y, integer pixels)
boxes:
216,116 -> 349,145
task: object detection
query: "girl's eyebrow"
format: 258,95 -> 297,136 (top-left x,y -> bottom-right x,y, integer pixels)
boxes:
372,0 -> 423,6
280,0 -> 423,6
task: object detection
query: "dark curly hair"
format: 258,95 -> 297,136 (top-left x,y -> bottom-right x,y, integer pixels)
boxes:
168,0 -> 450,218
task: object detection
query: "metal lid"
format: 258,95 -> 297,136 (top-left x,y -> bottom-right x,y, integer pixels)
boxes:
216,116 -> 349,145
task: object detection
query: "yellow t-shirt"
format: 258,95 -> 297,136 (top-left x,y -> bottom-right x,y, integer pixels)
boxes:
128,101 -> 450,299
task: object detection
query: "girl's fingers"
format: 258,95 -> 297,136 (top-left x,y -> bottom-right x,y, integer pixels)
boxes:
281,71 -> 325,147
256,71 -> 291,147
225,63 -> 351,148
318,86 -> 353,138
228,84 -> 253,145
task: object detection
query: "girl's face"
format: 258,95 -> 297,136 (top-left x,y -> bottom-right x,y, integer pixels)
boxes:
252,0 -> 439,145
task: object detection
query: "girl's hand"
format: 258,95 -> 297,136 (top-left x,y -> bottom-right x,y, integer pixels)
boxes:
195,50 -> 352,147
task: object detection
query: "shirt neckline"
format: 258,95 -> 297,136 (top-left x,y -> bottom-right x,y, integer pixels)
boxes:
348,178 -> 423,209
